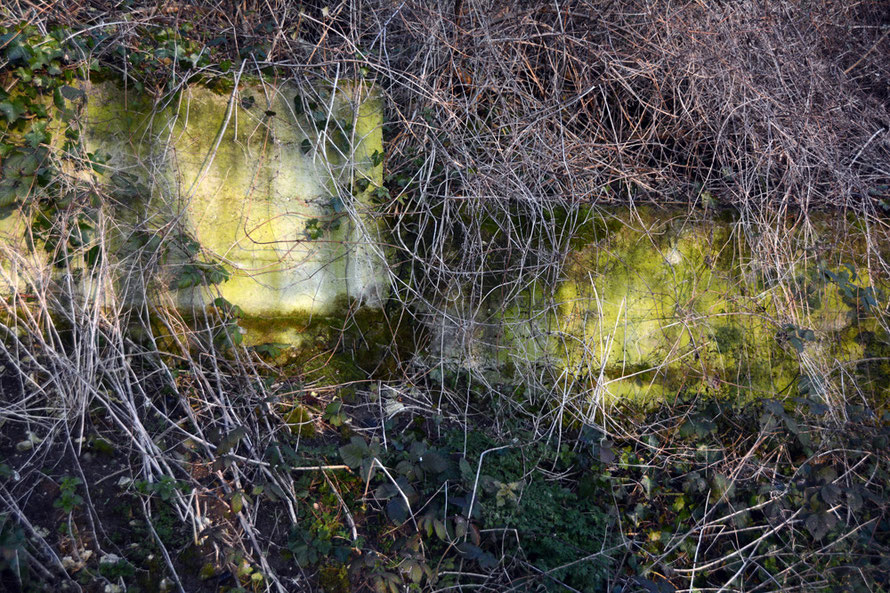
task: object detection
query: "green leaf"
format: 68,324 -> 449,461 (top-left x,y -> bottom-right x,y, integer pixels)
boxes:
420,451 -> 449,474
339,437 -> 368,468
60,85 -> 85,101
218,426 -> 247,455
710,473 -> 735,502
213,296 -> 243,317
0,181 -> 18,207
373,186 -> 390,201
764,400 -> 785,417
0,100 -> 25,123
386,498 -> 409,523
374,482 -> 398,500
457,542 -> 482,560
459,457 -> 473,481
598,439 -> 617,463
178,235 -> 201,257
5,43 -> 32,66
231,492 -> 243,514
846,489 -> 863,513
176,265 -> 203,289
252,342 -> 288,358
24,121 -> 49,147
672,496 -> 687,513
433,519 -> 448,541
228,325 -> 244,346
354,177 -> 371,193
805,510 -> 836,540
324,401 -> 344,426
408,561 -> 423,584
679,416 -> 717,439
821,484 -> 842,505
641,474 -> 655,499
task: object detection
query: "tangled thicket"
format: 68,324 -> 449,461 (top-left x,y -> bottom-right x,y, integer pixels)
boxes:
1,1 -> 890,593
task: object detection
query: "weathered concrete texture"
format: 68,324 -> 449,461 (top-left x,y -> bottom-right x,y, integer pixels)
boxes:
160,82 -> 386,316
433,208 -> 888,404
0,210 -> 46,297
79,78 -> 387,320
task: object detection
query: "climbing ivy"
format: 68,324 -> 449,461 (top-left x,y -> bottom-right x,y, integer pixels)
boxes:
0,24 -> 86,210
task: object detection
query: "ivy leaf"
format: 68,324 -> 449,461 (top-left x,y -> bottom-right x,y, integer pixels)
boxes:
227,324 -> 244,346
0,181 -> 19,207
178,235 -> 201,257
458,457 -> 474,482
5,43 -> 32,66
633,576 -> 676,593
456,543 -> 497,569
0,100 -> 25,123
213,296 -> 243,318
353,177 -> 371,193
374,482 -> 398,500
846,488 -> 863,513
60,85 -> 86,101
710,473 -> 735,502
457,542 -> 483,560
24,121 -> 49,147
679,416 -> 717,439
372,186 -> 390,201
408,561 -> 423,584
763,400 -> 786,417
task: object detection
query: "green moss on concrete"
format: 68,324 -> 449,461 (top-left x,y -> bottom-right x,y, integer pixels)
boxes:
67,77 -> 387,319
449,207 -> 887,406
158,80 -> 385,316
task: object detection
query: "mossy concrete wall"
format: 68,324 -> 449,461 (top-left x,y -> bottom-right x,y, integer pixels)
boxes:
3,79 -> 887,405
1,78 -> 388,342
432,208 -> 889,405
89,79 -> 386,316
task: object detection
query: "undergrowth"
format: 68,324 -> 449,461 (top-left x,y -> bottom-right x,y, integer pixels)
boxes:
1,1 -> 889,593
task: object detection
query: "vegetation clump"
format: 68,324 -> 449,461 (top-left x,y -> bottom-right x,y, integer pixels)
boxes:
1,2 -> 889,593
